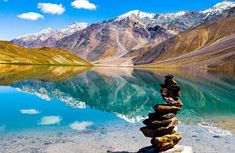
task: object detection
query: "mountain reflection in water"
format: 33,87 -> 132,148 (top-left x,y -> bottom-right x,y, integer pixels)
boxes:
1,65 -> 235,124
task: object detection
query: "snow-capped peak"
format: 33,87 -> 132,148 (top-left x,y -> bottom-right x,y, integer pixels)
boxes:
213,1 -> 235,9
156,11 -> 187,20
118,10 -> 155,20
202,1 -> 235,14
117,1 -> 235,22
15,28 -> 55,41
17,28 -> 53,39
172,11 -> 187,17
40,28 -> 54,34
60,22 -> 88,34
16,22 -> 88,42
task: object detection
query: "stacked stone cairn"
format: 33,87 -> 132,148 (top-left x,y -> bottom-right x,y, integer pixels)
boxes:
139,75 -> 183,152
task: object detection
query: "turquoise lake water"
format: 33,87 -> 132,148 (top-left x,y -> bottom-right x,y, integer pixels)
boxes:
0,66 -> 235,134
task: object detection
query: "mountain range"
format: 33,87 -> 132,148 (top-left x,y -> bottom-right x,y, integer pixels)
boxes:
12,23 -> 88,48
127,7 -> 235,70
11,1 -> 235,70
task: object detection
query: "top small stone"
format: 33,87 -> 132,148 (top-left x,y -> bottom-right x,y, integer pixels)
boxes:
165,75 -> 173,80
160,75 -> 183,107
163,75 -> 176,86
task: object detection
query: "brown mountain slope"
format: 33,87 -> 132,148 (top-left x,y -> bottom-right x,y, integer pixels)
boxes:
156,16 -> 235,62
55,20 -> 174,63
0,41 -> 92,66
129,8 -> 235,69
147,33 -> 235,71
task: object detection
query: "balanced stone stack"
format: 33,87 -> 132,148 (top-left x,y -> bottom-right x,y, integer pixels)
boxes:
140,75 -> 183,152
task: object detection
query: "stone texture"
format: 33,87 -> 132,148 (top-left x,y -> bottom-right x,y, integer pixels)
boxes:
163,97 -> 183,107
167,117 -> 179,128
140,126 -> 175,138
143,117 -> 178,129
151,132 -> 182,152
148,113 -> 176,121
154,105 -> 181,114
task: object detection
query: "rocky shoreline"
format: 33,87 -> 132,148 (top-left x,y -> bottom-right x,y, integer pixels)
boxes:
0,122 -> 234,153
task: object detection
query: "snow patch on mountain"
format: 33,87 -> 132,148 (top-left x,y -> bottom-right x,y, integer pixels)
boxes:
15,22 -> 88,42
116,1 -> 235,29
118,10 -> 155,20
60,22 -> 88,34
202,1 -> 235,14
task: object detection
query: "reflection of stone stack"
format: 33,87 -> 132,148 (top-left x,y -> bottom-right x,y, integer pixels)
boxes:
140,75 -> 183,152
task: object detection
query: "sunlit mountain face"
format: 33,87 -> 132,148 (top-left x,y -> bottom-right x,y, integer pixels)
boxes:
0,65 -> 234,133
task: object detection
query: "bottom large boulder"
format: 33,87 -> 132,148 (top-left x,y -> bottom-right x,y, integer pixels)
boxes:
151,132 -> 182,152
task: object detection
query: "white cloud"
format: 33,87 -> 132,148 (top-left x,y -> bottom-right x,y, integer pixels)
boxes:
71,0 -> 96,10
17,12 -> 44,21
20,109 -> 40,115
69,121 -> 93,131
39,116 -> 62,125
38,3 -> 65,15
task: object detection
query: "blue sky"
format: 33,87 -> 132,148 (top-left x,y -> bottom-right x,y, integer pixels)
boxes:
0,0 -> 226,40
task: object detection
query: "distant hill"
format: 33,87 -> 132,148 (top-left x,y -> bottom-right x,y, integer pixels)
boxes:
0,41 -> 92,66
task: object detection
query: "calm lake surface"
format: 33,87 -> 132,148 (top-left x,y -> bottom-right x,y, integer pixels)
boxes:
0,65 -> 235,153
